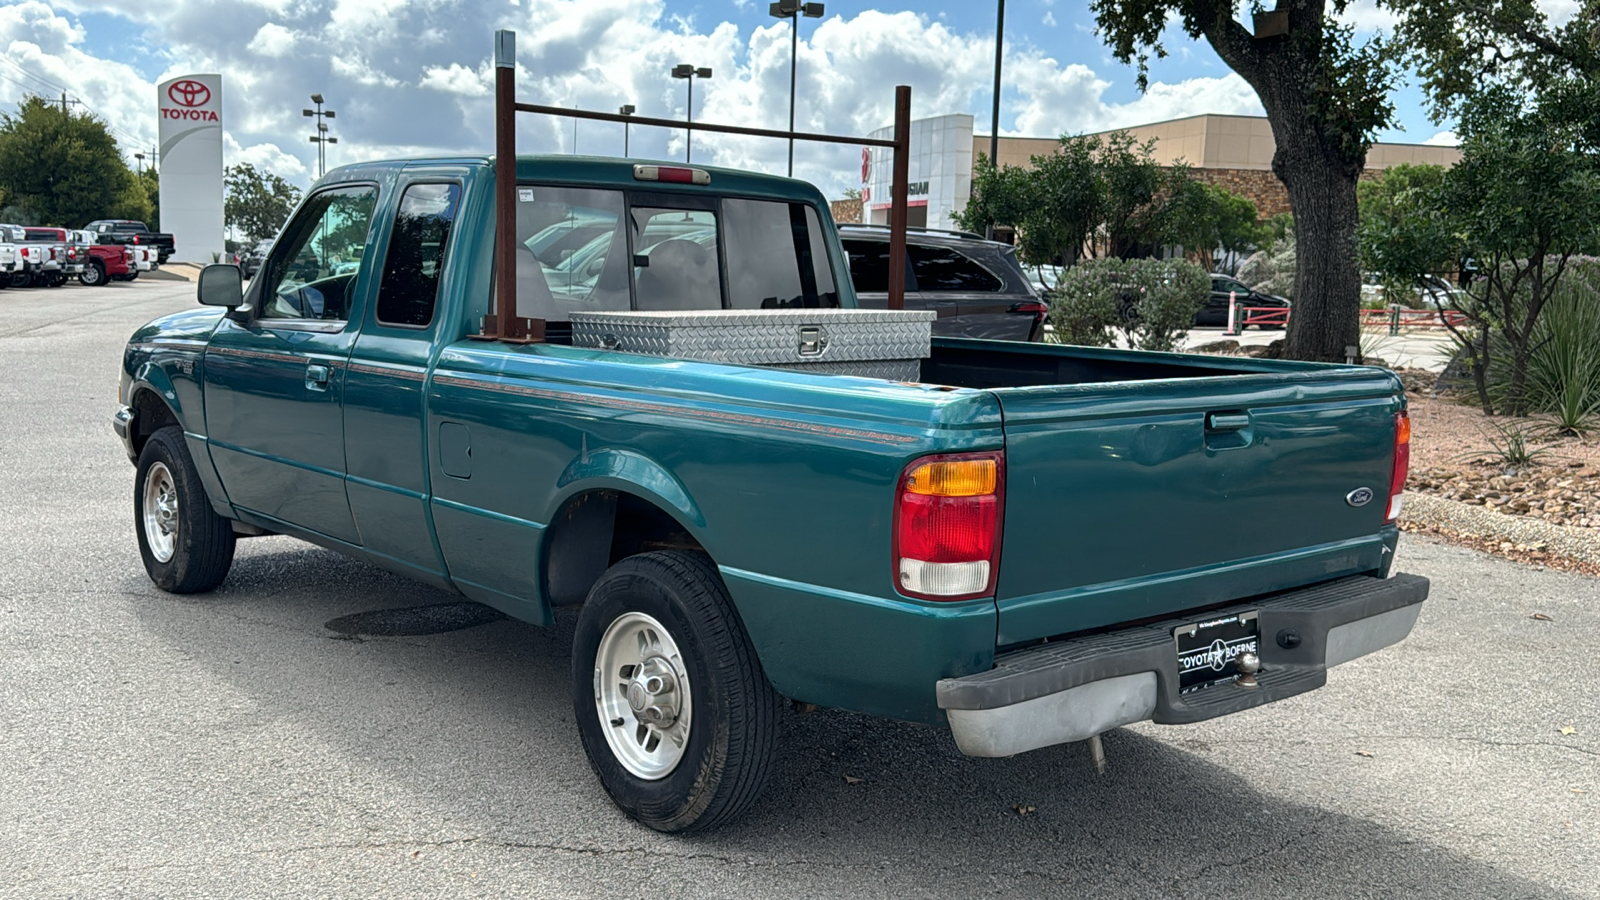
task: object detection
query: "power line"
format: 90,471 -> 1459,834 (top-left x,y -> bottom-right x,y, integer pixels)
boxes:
0,56 -> 153,151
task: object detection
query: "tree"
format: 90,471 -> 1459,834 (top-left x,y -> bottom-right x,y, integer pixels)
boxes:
1091,2 -> 1399,362
1356,163 -> 1451,302
224,162 -> 302,242
137,168 -> 160,230
957,132 -> 1242,283
1360,91 -> 1600,416
0,96 -> 147,226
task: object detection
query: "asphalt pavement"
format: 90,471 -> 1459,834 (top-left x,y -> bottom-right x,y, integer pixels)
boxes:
1,279 -> 1594,898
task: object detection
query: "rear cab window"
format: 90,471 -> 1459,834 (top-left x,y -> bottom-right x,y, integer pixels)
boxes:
509,185 -> 838,325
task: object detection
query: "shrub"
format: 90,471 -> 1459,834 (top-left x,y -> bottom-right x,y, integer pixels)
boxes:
1522,260 -> 1600,435
1236,222 -> 1296,300
1047,257 -> 1210,352
1045,261 -> 1123,347
1121,258 -> 1210,352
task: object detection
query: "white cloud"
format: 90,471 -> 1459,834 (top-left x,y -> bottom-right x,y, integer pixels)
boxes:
249,23 -> 295,59
419,62 -> 488,97
1043,11 -> 1056,26
1422,130 -> 1458,146
4,1 -> 1280,196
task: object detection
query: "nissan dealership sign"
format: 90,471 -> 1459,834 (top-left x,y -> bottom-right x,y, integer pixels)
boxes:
157,74 -> 224,264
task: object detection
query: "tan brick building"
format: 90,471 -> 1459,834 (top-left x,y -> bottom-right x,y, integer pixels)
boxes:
847,113 -> 1461,226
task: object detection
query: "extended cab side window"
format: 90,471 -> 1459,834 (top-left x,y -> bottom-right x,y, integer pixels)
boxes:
258,185 -> 379,321
376,183 -> 461,328
514,185 -> 631,322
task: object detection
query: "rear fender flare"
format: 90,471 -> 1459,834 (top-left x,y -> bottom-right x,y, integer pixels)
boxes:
550,448 -> 708,541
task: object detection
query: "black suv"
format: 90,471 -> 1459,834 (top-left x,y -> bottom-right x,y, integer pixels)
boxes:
1196,273 -> 1290,328
240,239 -> 273,279
839,225 -> 1046,342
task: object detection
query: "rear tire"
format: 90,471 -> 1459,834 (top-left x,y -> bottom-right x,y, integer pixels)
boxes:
135,425 -> 236,593
572,551 -> 777,833
79,261 -> 106,286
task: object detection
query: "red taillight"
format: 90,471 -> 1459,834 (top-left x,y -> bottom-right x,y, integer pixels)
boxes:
133,235 -> 141,244
67,247 -> 77,260
1385,411 -> 1410,523
892,451 -> 1004,601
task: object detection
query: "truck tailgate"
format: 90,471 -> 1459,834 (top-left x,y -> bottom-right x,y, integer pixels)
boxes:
991,368 -> 1403,646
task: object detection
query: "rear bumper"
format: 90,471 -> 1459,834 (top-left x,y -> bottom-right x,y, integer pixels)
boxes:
938,573 -> 1428,757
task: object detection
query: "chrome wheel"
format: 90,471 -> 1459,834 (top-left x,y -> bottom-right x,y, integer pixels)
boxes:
593,611 -> 692,780
142,461 -> 178,564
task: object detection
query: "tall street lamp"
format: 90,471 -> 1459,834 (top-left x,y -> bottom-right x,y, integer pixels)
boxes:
987,0 -> 1005,240
769,1 -> 824,177
670,64 -> 712,163
303,93 -> 337,179
619,104 -> 636,157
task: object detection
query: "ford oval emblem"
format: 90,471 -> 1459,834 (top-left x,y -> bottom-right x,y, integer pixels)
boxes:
1346,487 -> 1375,507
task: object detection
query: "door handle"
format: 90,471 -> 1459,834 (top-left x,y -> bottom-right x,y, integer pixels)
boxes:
1206,412 -> 1251,431
305,363 -> 331,391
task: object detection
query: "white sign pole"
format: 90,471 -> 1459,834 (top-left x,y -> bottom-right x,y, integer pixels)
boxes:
157,74 -> 225,264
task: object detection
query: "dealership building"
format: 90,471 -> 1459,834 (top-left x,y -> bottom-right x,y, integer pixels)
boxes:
838,113 -> 1461,231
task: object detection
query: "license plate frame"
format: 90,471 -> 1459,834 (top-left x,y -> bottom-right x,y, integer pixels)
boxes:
1174,611 -> 1261,694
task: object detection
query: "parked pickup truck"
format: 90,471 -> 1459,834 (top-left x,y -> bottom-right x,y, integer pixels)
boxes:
74,230 -> 136,286
87,218 -> 175,263
0,224 -> 21,286
19,227 -> 68,286
116,156 -> 1427,833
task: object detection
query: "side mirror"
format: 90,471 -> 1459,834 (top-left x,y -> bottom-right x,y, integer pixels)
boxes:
197,264 -> 244,308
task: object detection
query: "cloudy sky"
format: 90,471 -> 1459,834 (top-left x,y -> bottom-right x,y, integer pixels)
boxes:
0,0 -> 1530,198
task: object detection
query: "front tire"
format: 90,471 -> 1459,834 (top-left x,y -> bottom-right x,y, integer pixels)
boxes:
135,426 -> 236,593
573,551 -> 777,833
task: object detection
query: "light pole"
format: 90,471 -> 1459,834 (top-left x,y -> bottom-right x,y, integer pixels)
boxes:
986,0 -> 1005,240
619,104 -> 636,157
769,1 -> 824,177
134,152 -> 145,176
303,93 -> 338,179
670,64 -> 712,163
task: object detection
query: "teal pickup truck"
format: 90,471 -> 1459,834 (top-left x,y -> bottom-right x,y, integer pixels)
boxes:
116,156 -> 1427,832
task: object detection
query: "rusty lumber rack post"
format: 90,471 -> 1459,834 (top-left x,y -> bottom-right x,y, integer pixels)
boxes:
479,28 -> 912,343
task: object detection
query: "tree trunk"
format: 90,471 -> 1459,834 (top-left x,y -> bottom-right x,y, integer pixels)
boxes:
1276,148 -> 1364,362
1200,9 -> 1368,363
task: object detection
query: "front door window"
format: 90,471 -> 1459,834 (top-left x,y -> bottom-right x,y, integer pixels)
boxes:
258,185 -> 379,321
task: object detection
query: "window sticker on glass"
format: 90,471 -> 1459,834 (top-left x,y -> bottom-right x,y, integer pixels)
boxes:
518,188 -> 535,202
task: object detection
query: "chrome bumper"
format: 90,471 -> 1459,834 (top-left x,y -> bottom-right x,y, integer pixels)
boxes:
939,574 -> 1429,758
113,404 -> 137,462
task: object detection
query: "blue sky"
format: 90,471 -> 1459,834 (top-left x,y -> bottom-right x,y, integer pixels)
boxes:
2,0 -> 1459,197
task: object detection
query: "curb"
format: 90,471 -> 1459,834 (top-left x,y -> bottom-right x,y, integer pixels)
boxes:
1403,492 -> 1600,566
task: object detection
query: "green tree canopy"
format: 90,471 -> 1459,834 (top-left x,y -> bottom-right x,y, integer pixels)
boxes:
0,96 -> 148,226
1090,1 -> 1399,362
957,132 -> 1266,282
1362,90 -> 1600,415
1356,163 -> 1452,296
224,162 -> 303,242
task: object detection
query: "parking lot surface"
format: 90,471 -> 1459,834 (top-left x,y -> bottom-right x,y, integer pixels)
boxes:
2,280 -> 1594,898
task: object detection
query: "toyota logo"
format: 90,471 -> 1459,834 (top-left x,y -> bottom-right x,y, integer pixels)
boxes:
168,80 -> 210,108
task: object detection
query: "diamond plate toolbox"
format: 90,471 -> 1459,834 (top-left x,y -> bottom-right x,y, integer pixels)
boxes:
569,309 -> 935,378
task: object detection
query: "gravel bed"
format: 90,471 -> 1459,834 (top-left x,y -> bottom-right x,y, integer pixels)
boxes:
1402,492 -> 1600,566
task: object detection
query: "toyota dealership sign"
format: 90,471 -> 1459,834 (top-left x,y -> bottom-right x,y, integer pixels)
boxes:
157,74 -> 224,263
